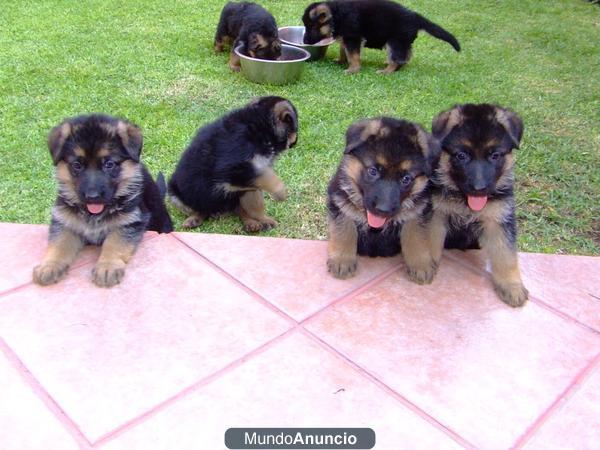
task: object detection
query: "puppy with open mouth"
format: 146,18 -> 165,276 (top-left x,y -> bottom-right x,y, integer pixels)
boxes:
33,114 -> 173,288
327,117 -> 440,279
407,103 -> 528,307
302,0 -> 460,74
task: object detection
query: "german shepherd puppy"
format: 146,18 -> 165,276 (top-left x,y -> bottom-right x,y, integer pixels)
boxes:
327,117 -> 440,279
407,104 -> 528,307
32,114 -> 173,288
302,0 -> 460,74
214,1 -> 282,71
168,96 -> 298,232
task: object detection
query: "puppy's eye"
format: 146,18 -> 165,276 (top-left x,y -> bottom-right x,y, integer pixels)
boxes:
455,151 -> 469,162
401,174 -> 413,185
71,161 -> 83,172
104,160 -> 116,170
489,152 -> 501,161
367,167 -> 379,178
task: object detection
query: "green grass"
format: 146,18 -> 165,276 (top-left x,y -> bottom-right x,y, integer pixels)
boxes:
0,0 -> 598,254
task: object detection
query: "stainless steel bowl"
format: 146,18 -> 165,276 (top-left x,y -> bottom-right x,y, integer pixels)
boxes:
278,26 -> 335,61
234,44 -> 310,85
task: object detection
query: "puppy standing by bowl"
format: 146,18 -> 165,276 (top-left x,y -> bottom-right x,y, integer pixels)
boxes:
404,104 -> 529,307
302,0 -> 460,74
168,96 -> 298,232
214,1 -> 282,71
327,117 -> 440,279
33,114 -> 173,288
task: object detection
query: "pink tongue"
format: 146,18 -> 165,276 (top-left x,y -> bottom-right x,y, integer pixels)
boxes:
467,196 -> 488,211
87,204 -> 105,214
367,211 -> 387,229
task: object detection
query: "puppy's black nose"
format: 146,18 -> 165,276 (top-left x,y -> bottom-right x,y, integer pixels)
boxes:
373,205 -> 395,216
84,191 -> 102,202
469,181 -> 488,192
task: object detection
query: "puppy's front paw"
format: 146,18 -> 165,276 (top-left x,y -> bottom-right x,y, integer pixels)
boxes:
271,186 -> 287,201
92,261 -> 126,288
243,216 -> 278,232
406,261 -> 438,285
229,64 -> 241,72
494,281 -> 529,307
33,262 -> 69,285
327,256 -> 357,279
182,214 -> 204,229
344,67 -> 360,75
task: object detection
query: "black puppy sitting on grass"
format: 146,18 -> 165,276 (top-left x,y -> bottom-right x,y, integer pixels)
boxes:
168,96 -> 298,232
214,1 -> 282,71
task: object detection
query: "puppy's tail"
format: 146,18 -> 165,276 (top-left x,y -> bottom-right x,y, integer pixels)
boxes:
416,15 -> 461,52
156,172 -> 167,200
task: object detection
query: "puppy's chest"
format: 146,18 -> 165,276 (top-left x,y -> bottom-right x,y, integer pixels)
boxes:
251,153 -> 275,173
53,205 -> 144,245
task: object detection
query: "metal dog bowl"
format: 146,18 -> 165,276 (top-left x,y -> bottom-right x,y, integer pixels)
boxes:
234,44 -> 310,85
278,26 -> 334,61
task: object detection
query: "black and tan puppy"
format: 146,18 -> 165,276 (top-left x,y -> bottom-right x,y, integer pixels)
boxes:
32,114 -> 173,288
408,104 -> 528,307
214,1 -> 282,71
302,0 -> 460,74
327,117 -> 440,279
168,96 -> 298,232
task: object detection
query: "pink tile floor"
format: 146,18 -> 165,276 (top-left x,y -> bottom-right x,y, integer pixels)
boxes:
0,222 -> 598,450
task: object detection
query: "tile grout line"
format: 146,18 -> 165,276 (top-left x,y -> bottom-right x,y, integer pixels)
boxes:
170,234 -> 298,326
510,352 -> 600,449
444,251 -> 599,335
0,232 -> 160,300
173,232 -> 403,327
93,327 -> 299,447
300,328 -> 478,450
300,264 -> 403,325
0,337 -> 93,450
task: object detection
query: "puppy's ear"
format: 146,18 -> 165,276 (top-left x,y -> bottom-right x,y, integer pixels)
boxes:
415,126 -> 441,177
116,121 -> 143,162
310,4 -> 332,23
48,121 -> 72,165
273,100 -> 297,137
431,106 -> 462,141
345,119 -> 389,154
495,107 -> 524,149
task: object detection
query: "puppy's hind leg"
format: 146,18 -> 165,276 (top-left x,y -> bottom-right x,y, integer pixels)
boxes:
342,38 -> 362,74
238,190 -> 278,232
182,212 -> 205,229
228,44 -> 241,72
378,40 -> 411,74
336,40 -> 348,64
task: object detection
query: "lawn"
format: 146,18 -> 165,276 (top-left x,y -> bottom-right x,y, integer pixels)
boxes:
0,0 -> 598,254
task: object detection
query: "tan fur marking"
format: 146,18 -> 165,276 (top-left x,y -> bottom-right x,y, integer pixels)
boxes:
376,155 -> 388,167
480,219 -> 528,306
433,107 -> 462,140
74,147 -> 85,157
343,157 -> 363,184
254,167 -> 286,200
97,148 -> 110,158
409,175 -> 427,196
436,152 -> 458,190
33,229 -> 85,285
320,24 -> 332,37
229,50 -> 241,71
400,160 -> 412,171
338,41 -> 347,64
416,128 -> 431,156
378,62 -> 399,74
345,50 -> 361,74
401,218 -> 437,284
327,214 -> 358,279
116,160 -> 142,197
273,100 -> 294,121
311,4 -> 332,23
238,190 -> 278,232
426,208 -> 448,265
92,231 -> 137,287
